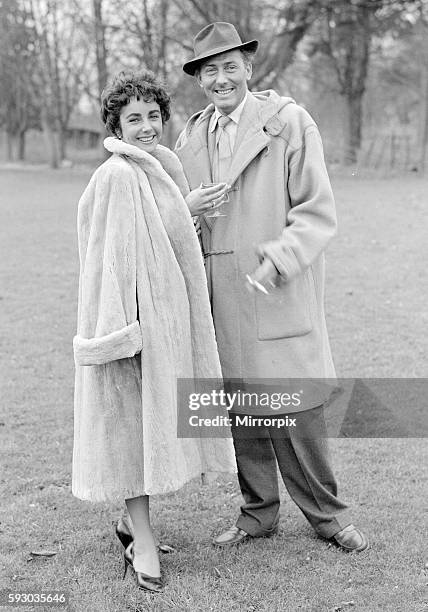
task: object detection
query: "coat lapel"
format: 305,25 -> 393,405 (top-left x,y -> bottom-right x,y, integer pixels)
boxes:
176,111 -> 213,187
226,93 -> 271,187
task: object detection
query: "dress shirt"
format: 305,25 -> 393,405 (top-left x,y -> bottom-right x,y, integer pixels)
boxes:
209,92 -> 248,152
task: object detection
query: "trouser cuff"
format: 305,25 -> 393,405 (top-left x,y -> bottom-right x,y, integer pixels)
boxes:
236,515 -> 279,538
315,512 -> 353,539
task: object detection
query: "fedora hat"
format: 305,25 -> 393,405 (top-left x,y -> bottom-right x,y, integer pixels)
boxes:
183,22 -> 258,76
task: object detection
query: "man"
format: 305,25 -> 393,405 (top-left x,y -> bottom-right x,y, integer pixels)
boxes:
175,22 -> 368,552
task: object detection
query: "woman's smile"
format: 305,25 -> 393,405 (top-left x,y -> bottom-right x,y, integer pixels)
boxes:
137,134 -> 156,143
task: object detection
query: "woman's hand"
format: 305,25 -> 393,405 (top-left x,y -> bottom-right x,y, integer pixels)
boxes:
185,182 -> 230,216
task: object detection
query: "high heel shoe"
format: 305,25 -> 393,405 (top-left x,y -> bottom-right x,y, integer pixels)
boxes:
115,518 -> 133,549
123,543 -> 163,594
116,519 -> 175,554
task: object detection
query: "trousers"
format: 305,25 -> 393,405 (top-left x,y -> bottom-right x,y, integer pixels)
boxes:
231,405 -> 351,538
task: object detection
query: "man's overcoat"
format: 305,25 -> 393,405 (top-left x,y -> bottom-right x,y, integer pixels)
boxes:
176,91 -> 337,412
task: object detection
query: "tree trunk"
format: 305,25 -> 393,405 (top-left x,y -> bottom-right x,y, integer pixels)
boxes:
51,3 -> 66,163
157,0 -> 169,81
93,0 -> 109,159
419,68 -> 428,173
6,131 -> 14,161
418,21 -> 428,173
18,130 -> 26,161
326,1 -> 371,166
41,110 -> 59,169
58,125 -> 67,162
93,0 -> 108,98
344,93 -> 363,165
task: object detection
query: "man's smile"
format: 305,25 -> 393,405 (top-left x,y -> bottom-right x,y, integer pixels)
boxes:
215,88 -> 234,96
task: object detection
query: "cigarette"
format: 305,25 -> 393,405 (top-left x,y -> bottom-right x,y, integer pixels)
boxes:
246,274 -> 269,294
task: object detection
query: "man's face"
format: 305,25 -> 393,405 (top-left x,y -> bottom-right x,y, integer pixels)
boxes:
197,49 -> 252,114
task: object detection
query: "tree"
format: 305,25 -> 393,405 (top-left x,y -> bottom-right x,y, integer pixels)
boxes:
309,0 -> 426,165
93,0 -> 107,98
0,0 -> 40,160
48,0 -> 92,160
363,0 -> 428,171
2,0 -> 92,167
309,0 -> 377,164
415,11 -> 428,171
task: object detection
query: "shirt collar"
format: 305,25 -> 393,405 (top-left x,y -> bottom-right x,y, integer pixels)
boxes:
209,92 -> 248,133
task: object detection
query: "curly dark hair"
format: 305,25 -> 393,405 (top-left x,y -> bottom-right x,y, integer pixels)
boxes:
100,70 -> 171,136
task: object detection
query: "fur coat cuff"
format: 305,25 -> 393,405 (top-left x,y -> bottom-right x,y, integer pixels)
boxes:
73,320 -> 142,366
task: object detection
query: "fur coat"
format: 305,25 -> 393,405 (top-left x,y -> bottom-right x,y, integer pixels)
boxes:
72,137 -> 236,502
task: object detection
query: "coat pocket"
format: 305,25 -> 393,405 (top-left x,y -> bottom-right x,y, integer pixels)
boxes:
255,269 -> 314,340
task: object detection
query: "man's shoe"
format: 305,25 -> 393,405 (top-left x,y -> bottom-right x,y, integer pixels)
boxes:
213,524 -> 278,547
332,524 -> 369,552
213,525 -> 251,547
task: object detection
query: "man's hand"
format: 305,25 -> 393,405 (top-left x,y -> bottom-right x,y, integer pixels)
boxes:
245,258 -> 278,294
185,182 -> 230,216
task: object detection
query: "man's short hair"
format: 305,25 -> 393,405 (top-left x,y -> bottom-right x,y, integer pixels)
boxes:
240,49 -> 255,66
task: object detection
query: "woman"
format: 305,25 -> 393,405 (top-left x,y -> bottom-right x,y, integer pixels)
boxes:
72,70 -> 235,593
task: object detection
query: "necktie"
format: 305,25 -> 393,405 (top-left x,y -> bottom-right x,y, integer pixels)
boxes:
213,115 -> 232,182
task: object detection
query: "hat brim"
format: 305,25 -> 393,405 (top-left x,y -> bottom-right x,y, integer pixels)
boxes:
183,39 -> 259,76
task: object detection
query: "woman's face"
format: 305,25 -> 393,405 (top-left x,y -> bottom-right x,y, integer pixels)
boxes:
118,97 -> 163,152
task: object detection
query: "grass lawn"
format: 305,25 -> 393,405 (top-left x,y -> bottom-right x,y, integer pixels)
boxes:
0,167 -> 427,612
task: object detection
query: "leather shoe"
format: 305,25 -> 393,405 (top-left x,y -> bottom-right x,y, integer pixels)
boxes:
332,524 -> 369,552
213,526 -> 251,547
213,524 -> 278,547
